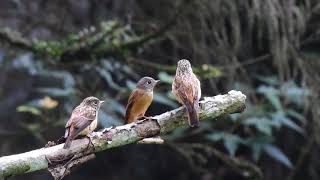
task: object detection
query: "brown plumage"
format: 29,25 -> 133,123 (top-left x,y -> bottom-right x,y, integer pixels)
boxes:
63,96 -> 104,149
172,59 -> 201,127
125,77 -> 159,123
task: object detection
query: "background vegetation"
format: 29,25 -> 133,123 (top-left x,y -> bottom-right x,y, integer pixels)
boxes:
0,0 -> 319,179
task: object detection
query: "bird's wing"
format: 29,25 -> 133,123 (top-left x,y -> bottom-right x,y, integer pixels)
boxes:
125,89 -> 145,122
64,106 -> 81,138
68,115 -> 95,139
174,77 -> 197,103
191,75 -> 201,101
65,106 -> 82,128
192,76 -> 201,111
65,106 -> 96,138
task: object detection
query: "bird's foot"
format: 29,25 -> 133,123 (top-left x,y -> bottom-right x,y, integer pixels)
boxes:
140,116 -> 156,120
136,116 -> 152,124
56,136 -> 66,144
136,116 -> 158,124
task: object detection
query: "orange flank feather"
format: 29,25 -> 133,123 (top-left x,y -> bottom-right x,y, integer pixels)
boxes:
125,89 -> 153,123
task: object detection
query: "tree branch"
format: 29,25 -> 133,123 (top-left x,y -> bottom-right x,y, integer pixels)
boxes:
0,90 -> 246,179
0,28 -> 33,50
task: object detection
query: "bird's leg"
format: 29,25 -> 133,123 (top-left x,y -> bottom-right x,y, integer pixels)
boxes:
85,133 -> 95,150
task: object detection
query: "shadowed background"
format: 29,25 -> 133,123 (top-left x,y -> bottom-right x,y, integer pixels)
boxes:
0,0 -> 320,179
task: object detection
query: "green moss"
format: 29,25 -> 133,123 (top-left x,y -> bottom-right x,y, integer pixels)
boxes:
32,40 -> 63,57
2,163 -> 30,179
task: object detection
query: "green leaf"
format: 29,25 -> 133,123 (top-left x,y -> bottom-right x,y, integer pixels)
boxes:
280,81 -> 310,107
286,109 -> 306,124
281,117 -> 304,134
243,117 -> 278,135
223,134 -> 244,157
271,111 -> 304,134
263,144 -> 293,168
158,72 -> 174,84
207,132 -> 244,157
206,132 -> 225,141
244,136 -> 273,161
257,85 -> 282,110
17,105 -> 41,115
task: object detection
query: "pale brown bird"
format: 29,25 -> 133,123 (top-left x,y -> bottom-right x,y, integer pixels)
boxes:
125,77 -> 159,123
63,96 -> 104,149
172,59 -> 201,127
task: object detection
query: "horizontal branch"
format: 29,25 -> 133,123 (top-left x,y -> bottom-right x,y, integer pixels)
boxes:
0,28 -> 33,50
0,90 -> 246,179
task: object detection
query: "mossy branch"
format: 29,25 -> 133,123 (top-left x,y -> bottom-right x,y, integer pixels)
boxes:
0,90 -> 246,179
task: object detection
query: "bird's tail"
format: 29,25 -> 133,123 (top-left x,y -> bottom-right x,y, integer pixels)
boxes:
183,99 -> 199,127
63,135 -> 73,149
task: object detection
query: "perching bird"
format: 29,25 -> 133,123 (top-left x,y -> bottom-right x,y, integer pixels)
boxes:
63,96 -> 104,149
172,59 -> 201,127
125,77 -> 159,123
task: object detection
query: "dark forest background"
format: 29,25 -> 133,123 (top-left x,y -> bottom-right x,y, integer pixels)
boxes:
0,0 -> 320,179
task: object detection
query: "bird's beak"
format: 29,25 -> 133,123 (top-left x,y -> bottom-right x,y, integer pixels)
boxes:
155,80 -> 160,84
100,101 -> 105,104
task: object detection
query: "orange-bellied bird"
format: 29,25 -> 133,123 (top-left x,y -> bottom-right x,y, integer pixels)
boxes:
63,96 -> 104,149
172,59 -> 201,127
125,77 -> 159,123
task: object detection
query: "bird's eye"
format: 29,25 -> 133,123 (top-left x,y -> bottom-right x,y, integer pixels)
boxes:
93,101 -> 98,105
147,80 -> 151,84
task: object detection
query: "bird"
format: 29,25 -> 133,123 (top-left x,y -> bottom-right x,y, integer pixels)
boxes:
125,77 -> 160,123
63,96 -> 104,149
172,59 -> 201,127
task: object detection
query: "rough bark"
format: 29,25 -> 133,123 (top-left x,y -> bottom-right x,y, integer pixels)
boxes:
0,90 -> 246,179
